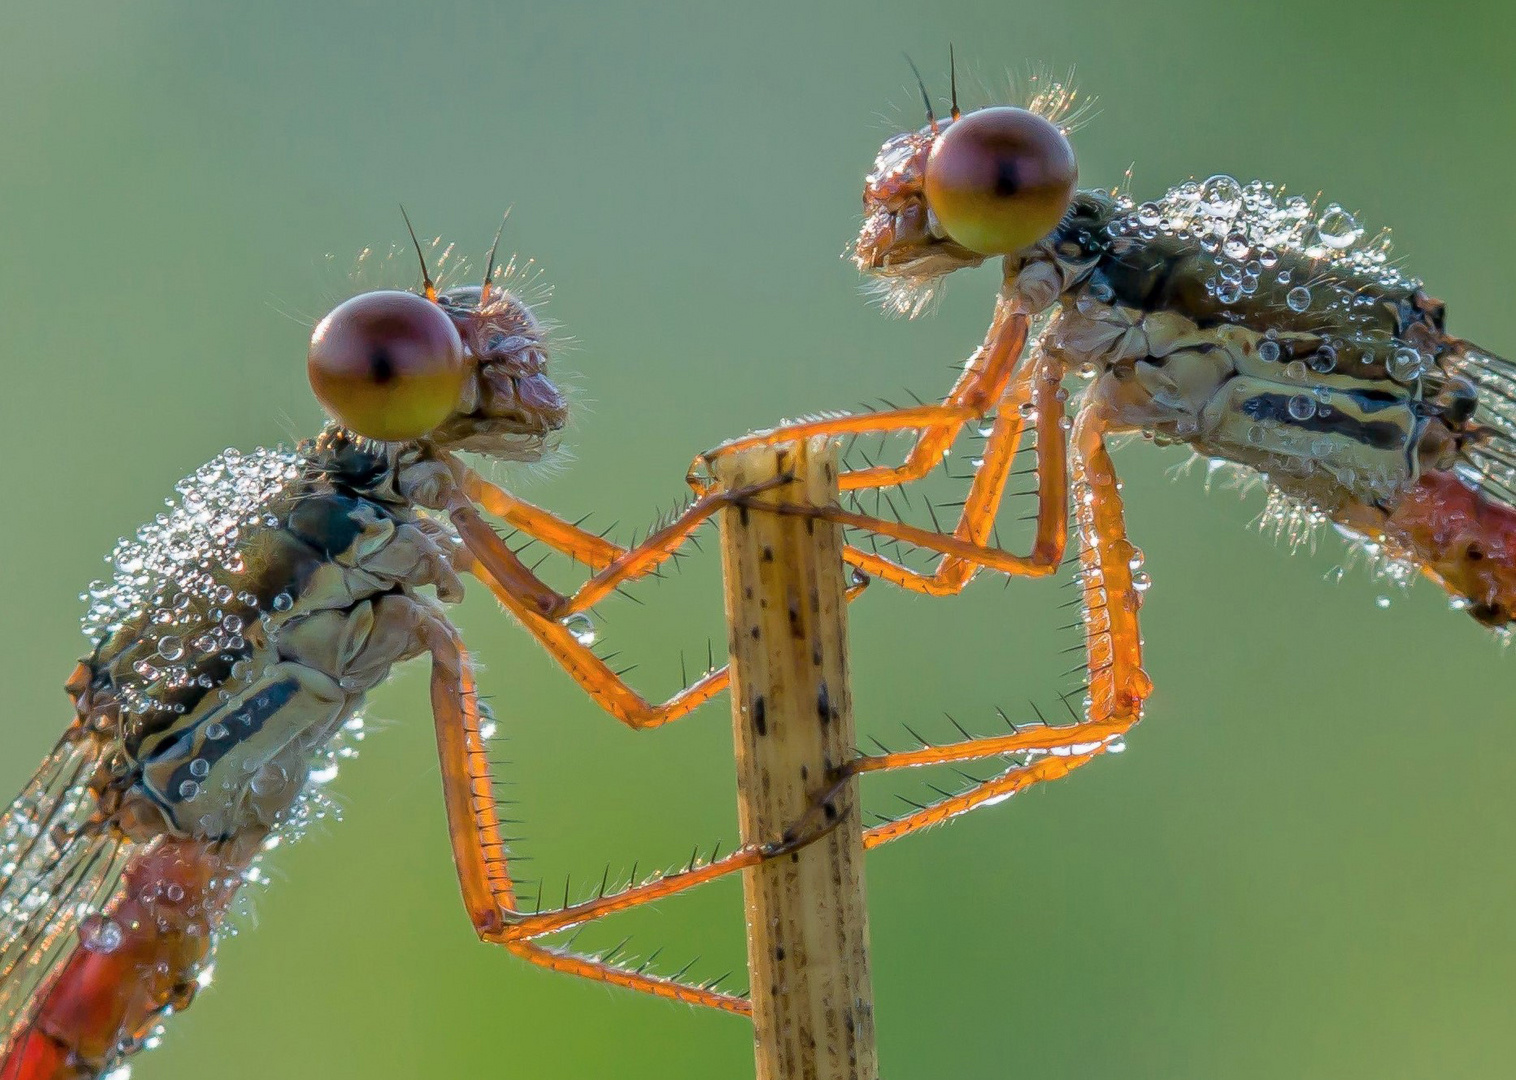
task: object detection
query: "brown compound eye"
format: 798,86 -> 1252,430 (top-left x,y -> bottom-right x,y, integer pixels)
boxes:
307,290 -> 466,441
923,106 -> 1078,256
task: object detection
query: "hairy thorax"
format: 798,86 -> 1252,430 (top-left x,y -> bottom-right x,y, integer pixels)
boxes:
73,436 -> 464,843
1020,186 -> 1475,520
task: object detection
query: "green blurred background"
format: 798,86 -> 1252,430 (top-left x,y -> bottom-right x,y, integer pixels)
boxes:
2,2 -> 1514,1077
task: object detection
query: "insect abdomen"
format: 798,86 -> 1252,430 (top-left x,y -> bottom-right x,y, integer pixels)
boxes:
2,836 -> 257,1080
1384,470 -> 1516,627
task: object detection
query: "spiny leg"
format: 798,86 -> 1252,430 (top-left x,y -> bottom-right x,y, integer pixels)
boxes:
453,467 -> 793,729
501,939 -> 747,1013
837,347 -> 1069,596
453,392 -> 1072,733
846,404 -> 1152,847
422,617 -> 841,1012
449,476 -> 785,620
444,302 -> 1034,725
687,298 -> 1030,495
457,520 -> 869,731
864,750 -> 1103,848
460,469 -> 624,571
1067,406 -> 1151,724
462,554 -> 730,730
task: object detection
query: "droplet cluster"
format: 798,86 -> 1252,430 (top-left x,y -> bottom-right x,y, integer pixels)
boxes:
1109,175 -> 1412,315
79,449 -> 302,718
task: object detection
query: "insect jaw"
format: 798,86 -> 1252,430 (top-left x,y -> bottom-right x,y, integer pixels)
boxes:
431,287 -> 567,460
854,125 -> 985,289
429,362 -> 566,461
853,199 -> 984,284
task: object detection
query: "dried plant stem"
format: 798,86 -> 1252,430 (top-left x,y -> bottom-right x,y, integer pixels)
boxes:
715,438 -> 878,1080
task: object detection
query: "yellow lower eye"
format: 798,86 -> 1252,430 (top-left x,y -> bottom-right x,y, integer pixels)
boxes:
924,107 -> 1078,257
307,290 -> 466,441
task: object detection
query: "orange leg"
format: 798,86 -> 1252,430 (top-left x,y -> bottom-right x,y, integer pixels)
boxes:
864,751 -> 1104,848
421,617 -> 842,1013
442,298 -> 1035,726
461,551 -> 731,730
461,551 -> 868,731
453,387 -> 1063,733
447,478 -> 772,621
847,405 -> 1152,847
680,306 -> 1053,595
460,470 -> 624,571
453,469 -> 821,621
835,348 -> 1068,595
453,479 -> 870,730
687,298 -> 1030,496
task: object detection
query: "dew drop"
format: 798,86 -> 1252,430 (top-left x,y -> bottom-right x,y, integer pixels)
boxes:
82,917 -> 124,953
560,612 -> 597,647
1315,204 -> 1363,250
249,764 -> 284,797
1287,395 -> 1317,421
1258,340 -> 1281,363
1199,175 -> 1244,217
1286,286 -> 1312,312
1387,346 -> 1427,383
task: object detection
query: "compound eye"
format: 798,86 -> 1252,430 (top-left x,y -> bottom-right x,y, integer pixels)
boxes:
923,107 -> 1077,256
307,290 -> 466,441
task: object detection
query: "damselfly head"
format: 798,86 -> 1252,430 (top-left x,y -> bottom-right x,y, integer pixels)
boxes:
307,222 -> 566,460
856,103 -> 1077,314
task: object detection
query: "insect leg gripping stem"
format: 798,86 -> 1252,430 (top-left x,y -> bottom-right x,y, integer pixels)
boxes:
846,406 -> 1151,847
423,618 -> 845,1014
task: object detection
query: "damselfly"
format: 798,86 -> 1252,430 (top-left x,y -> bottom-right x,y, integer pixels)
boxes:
690,59 -> 1513,837
0,227 -> 808,1080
